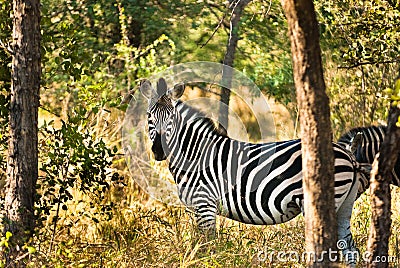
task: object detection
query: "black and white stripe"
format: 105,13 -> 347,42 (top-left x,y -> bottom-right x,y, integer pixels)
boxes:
140,78 -> 364,265
338,125 -> 400,193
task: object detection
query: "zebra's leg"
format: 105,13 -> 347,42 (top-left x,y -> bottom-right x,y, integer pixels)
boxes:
192,193 -> 218,238
194,203 -> 217,232
336,178 -> 360,267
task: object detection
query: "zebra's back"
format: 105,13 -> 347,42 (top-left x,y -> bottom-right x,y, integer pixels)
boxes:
174,137 -> 359,225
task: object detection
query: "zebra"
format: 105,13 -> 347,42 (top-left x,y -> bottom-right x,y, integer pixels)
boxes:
338,125 -> 400,194
140,77 -> 366,265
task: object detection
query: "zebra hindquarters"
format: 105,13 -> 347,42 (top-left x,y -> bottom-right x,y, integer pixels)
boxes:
330,145 -> 360,266
332,146 -> 359,212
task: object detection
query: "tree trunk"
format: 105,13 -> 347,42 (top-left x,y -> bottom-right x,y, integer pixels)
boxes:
281,0 -> 337,267
218,0 -> 251,133
3,0 -> 41,264
366,95 -> 400,267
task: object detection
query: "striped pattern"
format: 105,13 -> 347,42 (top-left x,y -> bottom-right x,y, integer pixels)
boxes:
162,101 -> 360,226
141,78 -> 362,265
338,125 -> 400,193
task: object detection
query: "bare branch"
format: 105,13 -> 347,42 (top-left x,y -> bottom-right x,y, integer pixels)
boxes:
200,0 -> 252,48
0,39 -> 14,55
200,4 -> 228,48
264,0 -> 273,17
338,59 -> 400,69
119,87 -> 138,106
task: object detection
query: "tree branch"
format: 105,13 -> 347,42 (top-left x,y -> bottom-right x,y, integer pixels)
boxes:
338,59 -> 400,69
0,39 -> 14,55
200,0 -> 252,48
366,75 -> 400,267
200,4 -> 228,48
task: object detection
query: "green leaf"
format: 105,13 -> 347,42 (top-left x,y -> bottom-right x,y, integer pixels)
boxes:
5,231 -> 12,240
92,106 -> 99,114
27,246 -> 36,254
395,78 -> 400,95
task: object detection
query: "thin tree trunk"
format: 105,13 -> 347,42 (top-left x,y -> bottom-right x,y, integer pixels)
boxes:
218,0 -> 251,133
3,0 -> 41,264
366,93 -> 400,267
281,0 -> 337,267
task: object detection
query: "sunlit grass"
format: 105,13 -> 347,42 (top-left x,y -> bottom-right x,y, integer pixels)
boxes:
26,185 -> 400,267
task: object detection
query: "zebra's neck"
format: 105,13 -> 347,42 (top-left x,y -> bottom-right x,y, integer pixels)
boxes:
170,101 -> 227,141
166,101 -> 228,183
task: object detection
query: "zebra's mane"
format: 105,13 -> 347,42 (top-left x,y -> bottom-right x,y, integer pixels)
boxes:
338,125 -> 386,144
175,100 -> 228,137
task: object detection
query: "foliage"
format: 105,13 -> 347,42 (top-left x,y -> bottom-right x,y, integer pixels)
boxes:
238,0 -> 295,109
37,112 -> 121,227
325,63 -> 397,136
40,0 -> 177,116
316,0 -> 400,135
318,0 -> 400,68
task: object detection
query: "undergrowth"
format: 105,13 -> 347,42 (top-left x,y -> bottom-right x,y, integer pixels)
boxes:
16,186 -> 400,268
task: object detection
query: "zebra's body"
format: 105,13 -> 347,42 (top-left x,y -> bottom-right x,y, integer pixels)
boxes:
168,102 -> 358,227
338,125 -> 400,194
140,78 -> 364,265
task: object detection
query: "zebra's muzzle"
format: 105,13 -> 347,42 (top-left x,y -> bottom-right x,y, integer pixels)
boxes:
151,132 -> 167,161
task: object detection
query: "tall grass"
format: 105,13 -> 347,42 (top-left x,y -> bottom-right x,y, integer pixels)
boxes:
26,182 -> 400,267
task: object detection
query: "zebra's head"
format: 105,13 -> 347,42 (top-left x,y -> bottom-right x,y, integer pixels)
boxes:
139,78 -> 185,161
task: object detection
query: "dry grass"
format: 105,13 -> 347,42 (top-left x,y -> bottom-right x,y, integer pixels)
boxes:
24,185 -> 400,268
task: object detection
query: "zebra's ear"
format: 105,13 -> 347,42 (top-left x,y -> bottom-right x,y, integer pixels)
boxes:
157,78 -> 168,96
139,79 -> 155,100
349,132 -> 363,154
167,82 -> 185,100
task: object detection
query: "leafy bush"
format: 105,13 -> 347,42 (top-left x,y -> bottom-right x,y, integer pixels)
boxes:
36,107 -> 124,234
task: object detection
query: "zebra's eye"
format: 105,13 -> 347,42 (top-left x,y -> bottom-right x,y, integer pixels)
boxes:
147,113 -> 155,121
